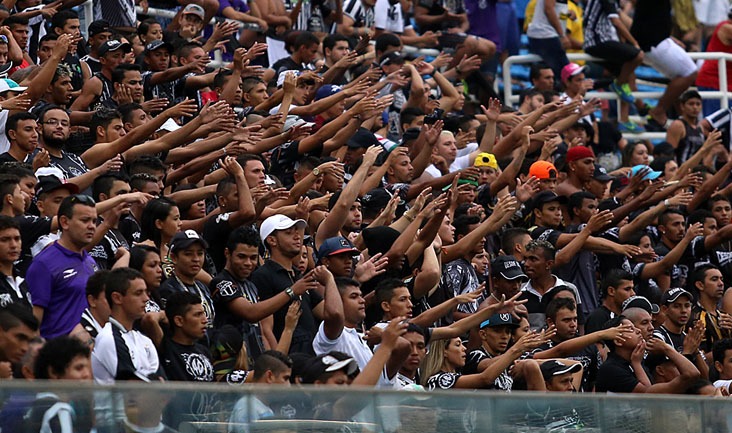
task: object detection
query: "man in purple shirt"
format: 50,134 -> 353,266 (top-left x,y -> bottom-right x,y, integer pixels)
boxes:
26,194 -> 98,338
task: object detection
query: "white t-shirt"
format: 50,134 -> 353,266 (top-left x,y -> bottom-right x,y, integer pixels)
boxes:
374,0 -> 404,33
527,0 -> 569,39
714,379 -> 732,392
424,153 -> 473,178
312,322 -> 394,388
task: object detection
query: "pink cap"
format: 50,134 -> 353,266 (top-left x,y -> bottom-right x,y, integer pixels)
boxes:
561,63 -> 587,82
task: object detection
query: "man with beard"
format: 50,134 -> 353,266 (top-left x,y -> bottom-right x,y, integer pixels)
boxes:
251,214 -> 322,354
90,173 -> 131,269
35,105 -> 121,193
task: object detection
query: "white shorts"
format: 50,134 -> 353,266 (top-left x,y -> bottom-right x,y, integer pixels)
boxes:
644,38 -> 698,79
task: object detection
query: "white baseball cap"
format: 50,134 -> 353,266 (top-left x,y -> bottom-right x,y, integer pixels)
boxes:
260,214 -> 306,246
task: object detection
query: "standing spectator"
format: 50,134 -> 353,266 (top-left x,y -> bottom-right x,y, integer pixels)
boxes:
92,267 -> 162,383
0,215 -> 32,310
595,315 -> 699,393
251,214 -> 321,353
583,0 -> 645,133
26,194 -> 98,338
666,90 -> 705,163
695,7 -> 732,116
26,336 -> 93,433
630,0 -> 697,130
0,303 -> 38,364
158,230 -> 215,327
157,291 -> 214,381
584,269 -> 634,334
526,0 -> 571,80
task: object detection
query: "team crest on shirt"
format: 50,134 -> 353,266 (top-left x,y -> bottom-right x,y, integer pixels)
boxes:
183,353 -> 214,382
438,373 -> 456,388
216,280 -> 238,297
0,293 -> 11,307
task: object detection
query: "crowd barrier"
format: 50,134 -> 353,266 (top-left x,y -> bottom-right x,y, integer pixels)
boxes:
1,381 -> 729,433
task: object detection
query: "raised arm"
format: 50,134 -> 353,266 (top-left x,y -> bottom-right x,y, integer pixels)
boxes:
81,99 -> 198,168
314,145 -> 381,248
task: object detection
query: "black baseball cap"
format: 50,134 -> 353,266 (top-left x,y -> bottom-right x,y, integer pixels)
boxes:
361,188 -> 392,211
35,174 -> 79,196
169,230 -> 209,253
661,287 -> 693,305
145,39 -> 173,54
490,255 -> 527,281
593,165 -> 612,182
540,360 -> 582,380
480,313 -> 519,329
99,39 -> 131,57
302,352 -> 359,384
88,20 -> 111,37
622,295 -> 660,315
347,127 -> 380,149
530,190 -> 568,211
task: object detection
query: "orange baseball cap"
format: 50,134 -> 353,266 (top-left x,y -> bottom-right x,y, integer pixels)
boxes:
529,161 -> 558,180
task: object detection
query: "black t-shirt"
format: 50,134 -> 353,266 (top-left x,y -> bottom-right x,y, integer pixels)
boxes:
584,305 -> 615,335
202,212 -> 235,272
653,324 -> 685,353
159,276 -> 216,330
629,0 -> 671,51
0,152 -> 24,163
14,214 -> 52,276
210,269 -> 266,361
89,223 -> 129,270
249,260 -> 323,355
159,336 -> 215,382
269,140 -> 324,188
271,56 -> 304,77
463,346 -> 512,390
595,352 -> 651,393
425,371 -> 462,390
654,236 -> 707,288
0,271 -> 32,310
119,214 -> 141,245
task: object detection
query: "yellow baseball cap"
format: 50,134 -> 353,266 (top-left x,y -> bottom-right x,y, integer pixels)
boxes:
474,152 -> 498,169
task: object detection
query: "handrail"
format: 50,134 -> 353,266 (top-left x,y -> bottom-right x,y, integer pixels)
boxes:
500,52 -> 732,138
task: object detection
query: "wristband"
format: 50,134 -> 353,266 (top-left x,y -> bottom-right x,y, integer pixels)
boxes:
664,199 -> 670,207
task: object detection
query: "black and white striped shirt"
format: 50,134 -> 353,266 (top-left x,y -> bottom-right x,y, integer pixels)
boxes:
583,0 -> 620,48
344,0 -> 375,28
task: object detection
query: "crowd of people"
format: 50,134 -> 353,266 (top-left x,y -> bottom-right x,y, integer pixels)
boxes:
0,0 -> 731,430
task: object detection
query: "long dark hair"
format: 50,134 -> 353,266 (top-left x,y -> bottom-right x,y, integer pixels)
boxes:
140,197 -> 177,248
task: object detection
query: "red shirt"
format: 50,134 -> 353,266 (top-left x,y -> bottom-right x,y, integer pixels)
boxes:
697,20 -> 732,90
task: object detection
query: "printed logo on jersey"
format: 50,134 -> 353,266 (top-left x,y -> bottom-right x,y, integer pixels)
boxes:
216,280 -> 238,298
183,353 -> 214,382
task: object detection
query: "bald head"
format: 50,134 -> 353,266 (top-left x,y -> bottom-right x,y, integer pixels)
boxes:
623,307 -> 654,341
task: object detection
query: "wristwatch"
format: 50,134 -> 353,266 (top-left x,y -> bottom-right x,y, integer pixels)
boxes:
312,167 -> 321,177
285,286 -> 296,300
